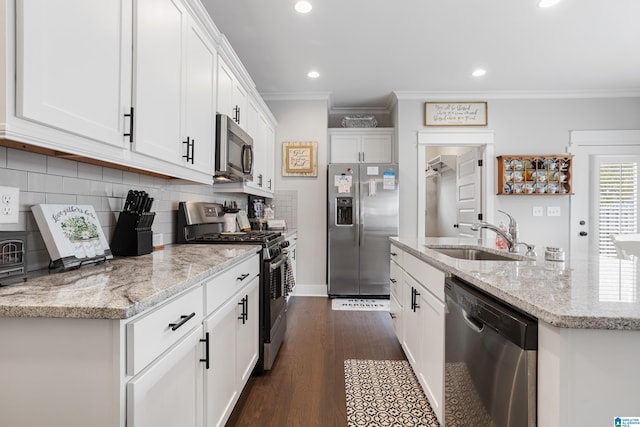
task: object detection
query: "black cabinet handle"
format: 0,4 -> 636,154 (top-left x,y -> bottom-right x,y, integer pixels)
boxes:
182,137 -> 194,164
258,174 -> 263,187
233,105 -> 240,123
199,332 -> 210,369
123,107 -> 134,143
579,231 -> 588,236
390,312 -> 396,319
268,179 -> 272,190
390,252 -> 397,257
414,289 -> 420,310
390,278 -> 397,283
238,296 -> 247,324
237,273 -> 250,281
244,294 -> 249,322
168,312 -> 196,331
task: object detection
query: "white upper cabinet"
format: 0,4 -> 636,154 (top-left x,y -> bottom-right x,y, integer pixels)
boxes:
329,128 -> 394,163
16,0 -> 132,149
132,0 -> 186,164
183,19 -> 216,173
217,57 -> 248,129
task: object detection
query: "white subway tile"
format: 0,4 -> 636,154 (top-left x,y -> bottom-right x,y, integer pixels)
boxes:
78,163 -> 103,180
122,171 -> 140,185
28,172 -> 63,193
0,168 -> 28,190
103,167 -> 123,183
19,191 -> 46,211
47,157 -> 78,177
77,195 -> 104,210
45,193 -> 77,204
0,147 -> 6,167
7,149 -> 46,173
62,177 -> 91,195
90,180 -> 114,198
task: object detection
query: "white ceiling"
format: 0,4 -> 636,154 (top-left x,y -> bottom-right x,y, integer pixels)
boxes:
202,0 -> 640,110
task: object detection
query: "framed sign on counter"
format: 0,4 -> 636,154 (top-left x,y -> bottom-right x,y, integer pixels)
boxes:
282,141 -> 318,177
424,102 -> 488,126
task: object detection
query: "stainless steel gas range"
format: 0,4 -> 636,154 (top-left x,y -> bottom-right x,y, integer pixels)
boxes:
177,201 -> 288,374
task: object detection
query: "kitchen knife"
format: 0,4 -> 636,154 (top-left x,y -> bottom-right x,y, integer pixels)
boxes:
144,197 -> 154,213
137,193 -> 148,214
124,190 -> 136,212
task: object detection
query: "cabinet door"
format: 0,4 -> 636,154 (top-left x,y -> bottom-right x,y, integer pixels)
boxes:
216,58 -> 234,117
361,134 -> 392,163
16,0 -> 132,149
127,325 -> 204,427
401,276 -> 420,368
203,298 -> 238,427
417,288 -> 445,422
245,100 -> 262,190
264,120 -> 276,192
330,134 -> 361,163
184,19 -> 216,173
236,278 -> 259,386
133,0 -> 186,163
232,80 -> 248,129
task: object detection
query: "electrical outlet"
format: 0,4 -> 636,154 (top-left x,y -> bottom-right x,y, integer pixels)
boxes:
0,186 -> 20,224
547,206 -> 561,217
532,206 -> 544,217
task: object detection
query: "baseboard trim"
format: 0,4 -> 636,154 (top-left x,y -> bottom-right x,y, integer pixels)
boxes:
292,284 -> 327,297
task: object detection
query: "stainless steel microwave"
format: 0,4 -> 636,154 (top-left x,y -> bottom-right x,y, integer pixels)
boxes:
214,114 -> 253,182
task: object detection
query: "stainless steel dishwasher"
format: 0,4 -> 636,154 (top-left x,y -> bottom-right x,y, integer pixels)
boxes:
444,276 -> 537,427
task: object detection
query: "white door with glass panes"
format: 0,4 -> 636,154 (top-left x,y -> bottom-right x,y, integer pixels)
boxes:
16,0 -> 132,149
569,130 -> 640,258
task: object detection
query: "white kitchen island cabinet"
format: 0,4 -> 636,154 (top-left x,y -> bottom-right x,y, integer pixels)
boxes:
329,128 -> 394,164
0,245 -> 260,427
391,243 -> 445,424
391,236 -> 640,427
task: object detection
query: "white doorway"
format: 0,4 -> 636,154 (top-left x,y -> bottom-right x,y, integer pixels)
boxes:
417,130 -> 495,239
569,130 -> 640,258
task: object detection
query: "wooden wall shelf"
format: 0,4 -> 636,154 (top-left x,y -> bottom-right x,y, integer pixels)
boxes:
497,155 -> 573,195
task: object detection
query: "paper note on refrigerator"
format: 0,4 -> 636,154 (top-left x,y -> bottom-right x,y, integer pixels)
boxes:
367,166 -> 379,175
383,171 -> 396,190
336,175 -> 352,193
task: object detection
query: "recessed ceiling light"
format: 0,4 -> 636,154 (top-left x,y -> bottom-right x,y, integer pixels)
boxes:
307,70 -> 320,79
538,0 -> 561,8
472,69 -> 486,77
295,1 -> 313,13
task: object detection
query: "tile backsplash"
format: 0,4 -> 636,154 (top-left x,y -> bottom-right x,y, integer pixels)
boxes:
0,146 -> 269,272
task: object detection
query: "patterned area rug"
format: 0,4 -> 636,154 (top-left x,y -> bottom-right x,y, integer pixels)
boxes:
444,362 -> 492,426
344,359 -> 440,427
332,298 -> 390,311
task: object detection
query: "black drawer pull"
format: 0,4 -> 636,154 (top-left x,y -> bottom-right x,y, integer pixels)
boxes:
390,278 -> 397,283
390,252 -> 397,256
168,312 -> 196,331
200,332 -> 210,369
237,273 -> 250,281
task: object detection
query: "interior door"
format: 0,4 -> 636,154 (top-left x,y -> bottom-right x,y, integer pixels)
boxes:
570,139 -> 640,258
456,148 -> 481,238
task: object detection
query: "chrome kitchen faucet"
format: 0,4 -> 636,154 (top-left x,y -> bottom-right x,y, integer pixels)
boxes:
471,210 -> 537,256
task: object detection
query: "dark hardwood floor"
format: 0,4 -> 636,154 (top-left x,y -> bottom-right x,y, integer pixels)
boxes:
227,296 -> 406,427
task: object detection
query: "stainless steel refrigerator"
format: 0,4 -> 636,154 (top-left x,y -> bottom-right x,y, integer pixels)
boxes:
328,163 -> 399,296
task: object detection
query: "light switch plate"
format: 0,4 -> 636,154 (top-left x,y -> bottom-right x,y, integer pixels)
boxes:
532,206 -> 544,217
547,206 -> 561,217
0,186 -> 19,224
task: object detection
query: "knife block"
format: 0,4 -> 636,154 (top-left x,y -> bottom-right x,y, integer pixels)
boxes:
110,211 -> 155,256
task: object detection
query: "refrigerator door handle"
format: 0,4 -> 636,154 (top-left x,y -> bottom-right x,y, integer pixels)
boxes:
355,173 -> 360,246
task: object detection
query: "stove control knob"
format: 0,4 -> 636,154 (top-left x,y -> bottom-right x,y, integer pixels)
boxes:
281,241 -> 290,248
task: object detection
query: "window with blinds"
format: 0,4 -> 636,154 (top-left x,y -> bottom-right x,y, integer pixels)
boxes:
598,161 -> 638,257
597,159 -> 638,303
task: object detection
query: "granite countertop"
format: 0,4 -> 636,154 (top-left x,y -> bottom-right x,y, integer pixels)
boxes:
391,236 -> 640,330
0,244 -> 260,320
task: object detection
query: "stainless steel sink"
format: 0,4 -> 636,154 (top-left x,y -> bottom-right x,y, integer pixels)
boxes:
426,246 -> 523,261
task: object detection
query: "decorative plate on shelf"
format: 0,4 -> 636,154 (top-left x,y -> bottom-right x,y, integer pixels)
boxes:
341,114 -> 377,128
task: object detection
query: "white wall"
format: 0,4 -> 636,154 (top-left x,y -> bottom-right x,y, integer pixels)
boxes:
267,99 -> 329,295
397,96 -> 640,250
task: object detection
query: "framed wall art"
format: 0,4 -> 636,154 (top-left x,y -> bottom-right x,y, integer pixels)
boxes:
282,141 -> 318,177
424,101 -> 488,126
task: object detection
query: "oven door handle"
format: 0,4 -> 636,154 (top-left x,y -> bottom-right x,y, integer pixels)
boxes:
269,255 -> 286,271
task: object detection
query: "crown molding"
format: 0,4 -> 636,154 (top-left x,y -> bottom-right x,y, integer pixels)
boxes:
261,92 -> 332,103
394,89 -> 640,101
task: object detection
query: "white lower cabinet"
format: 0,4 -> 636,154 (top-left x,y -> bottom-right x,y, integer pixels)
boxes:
204,277 -> 259,427
395,249 -> 445,424
127,325 -> 204,427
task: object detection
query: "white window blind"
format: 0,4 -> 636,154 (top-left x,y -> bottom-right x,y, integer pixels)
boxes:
598,161 -> 638,257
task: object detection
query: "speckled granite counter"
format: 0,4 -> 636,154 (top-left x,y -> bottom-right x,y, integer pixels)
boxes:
391,236 -> 640,330
0,244 -> 260,320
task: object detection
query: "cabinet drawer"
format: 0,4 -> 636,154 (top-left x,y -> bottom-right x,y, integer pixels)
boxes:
390,292 -> 402,340
390,244 -> 404,268
390,260 -> 403,302
127,285 -> 204,375
205,254 -> 259,316
404,253 -> 445,301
